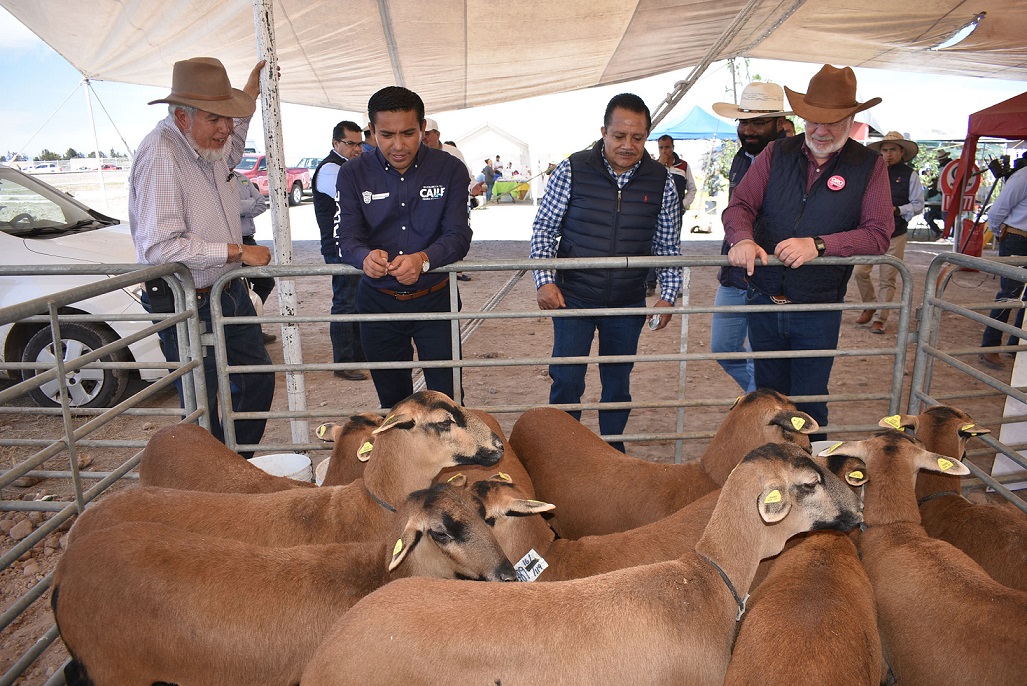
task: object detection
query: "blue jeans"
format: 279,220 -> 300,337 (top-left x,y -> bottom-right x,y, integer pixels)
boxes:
324,254 -> 364,364
356,279 -> 461,409
710,285 -> 755,393
549,294 -> 646,452
745,287 -> 842,435
981,232 -> 1027,348
147,278 -> 275,457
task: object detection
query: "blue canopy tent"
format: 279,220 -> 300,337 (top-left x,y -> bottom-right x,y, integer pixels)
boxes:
649,106 -> 734,140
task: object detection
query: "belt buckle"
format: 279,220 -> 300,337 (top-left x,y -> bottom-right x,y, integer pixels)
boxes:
770,294 -> 791,305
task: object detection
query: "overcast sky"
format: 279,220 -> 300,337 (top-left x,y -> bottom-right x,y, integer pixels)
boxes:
2,6 -> 1024,166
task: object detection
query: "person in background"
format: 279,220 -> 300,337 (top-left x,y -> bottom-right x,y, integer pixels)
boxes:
336,86 -> 471,408
979,161 -> 1027,370
129,57 -> 274,457
854,131 -> 924,335
647,134 -> 697,295
781,118 -> 797,136
482,158 -> 496,201
724,65 -> 892,438
530,92 -> 682,452
234,173 -> 275,343
313,120 -> 368,380
361,125 -> 377,154
708,81 -> 792,392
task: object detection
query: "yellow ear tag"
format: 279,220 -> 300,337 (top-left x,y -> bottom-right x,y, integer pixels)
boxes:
764,490 -> 782,504
790,416 -> 805,431
848,470 -> 864,480
882,415 -> 903,430
826,442 -> 844,454
393,539 -> 403,556
316,423 -> 330,439
960,423 -> 980,435
937,458 -> 955,471
446,473 -> 464,483
497,472 -> 512,482
358,441 -> 373,457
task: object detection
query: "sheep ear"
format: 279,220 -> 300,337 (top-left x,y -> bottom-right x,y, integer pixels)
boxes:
445,473 -> 467,487
729,395 -> 744,410
504,499 -> 556,516
356,440 -> 374,463
315,422 -> 340,442
817,440 -> 867,459
372,413 -> 415,435
388,528 -> 420,572
958,423 -> 989,437
771,410 -> 819,435
490,472 -> 513,483
918,451 -> 971,477
758,486 -> 791,523
879,414 -> 917,432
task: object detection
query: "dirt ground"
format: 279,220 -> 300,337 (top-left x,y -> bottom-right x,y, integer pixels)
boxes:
0,222 -> 1017,682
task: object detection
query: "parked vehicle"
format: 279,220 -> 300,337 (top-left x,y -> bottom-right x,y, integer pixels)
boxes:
0,165 -> 166,408
234,154 -> 310,205
294,157 -> 321,171
27,163 -> 60,174
100,164 -> 122,170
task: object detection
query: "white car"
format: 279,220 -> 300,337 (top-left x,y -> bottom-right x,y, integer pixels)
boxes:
0,165 -> 166,407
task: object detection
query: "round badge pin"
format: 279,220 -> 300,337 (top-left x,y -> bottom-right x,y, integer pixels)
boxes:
827,175 -> 846,191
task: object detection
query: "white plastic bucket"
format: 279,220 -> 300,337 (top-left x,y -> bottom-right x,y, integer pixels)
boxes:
314,458 -> 330,486
247,453 -> 313,482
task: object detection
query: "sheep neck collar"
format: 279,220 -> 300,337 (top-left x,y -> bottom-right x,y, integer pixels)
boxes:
364,485 -> 397,513
696,551 -> 748,622
916,490 -> 962,507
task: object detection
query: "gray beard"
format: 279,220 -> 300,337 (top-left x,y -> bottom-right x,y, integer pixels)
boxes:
187,131 -> 228,164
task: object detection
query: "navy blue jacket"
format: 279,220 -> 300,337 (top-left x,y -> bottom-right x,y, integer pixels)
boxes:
336,145 -> 471,290
557,141 -> 668,306
748,136 -> 877,303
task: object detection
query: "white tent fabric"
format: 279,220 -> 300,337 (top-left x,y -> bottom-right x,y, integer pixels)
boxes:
4,0 -> 1025,114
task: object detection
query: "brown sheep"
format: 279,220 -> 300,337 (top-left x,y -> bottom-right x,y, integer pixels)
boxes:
68,391 -> 505,547
138,422 -> 316,493
53,481 -> 517,686
318,408 -> 536,496
300,442 -> 862,686
884,406 -> 1027,592
826,430 -> 1027,685
509,389 -> 816,538
723,530 -> 882,686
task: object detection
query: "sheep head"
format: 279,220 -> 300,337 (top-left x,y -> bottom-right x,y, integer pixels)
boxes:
388,482 -> 516,582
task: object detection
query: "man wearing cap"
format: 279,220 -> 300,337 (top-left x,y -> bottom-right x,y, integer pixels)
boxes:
709,82 -> 793,392
129,57 -> 275,456
530,92 -> 682,452
336,86 -> 472,409
724,64 -> 892,435
854,132 -> 925,334
313,120 -> 368,381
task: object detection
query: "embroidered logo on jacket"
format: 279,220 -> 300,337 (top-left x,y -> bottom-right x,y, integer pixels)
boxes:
362,191 -> 391,204
419,185 -> 446,200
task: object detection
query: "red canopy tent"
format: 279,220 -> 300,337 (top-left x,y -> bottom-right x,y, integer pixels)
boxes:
946,91 -> 1027,238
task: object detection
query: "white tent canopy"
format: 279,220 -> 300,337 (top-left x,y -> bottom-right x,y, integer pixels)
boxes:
4,0 -> 1026,115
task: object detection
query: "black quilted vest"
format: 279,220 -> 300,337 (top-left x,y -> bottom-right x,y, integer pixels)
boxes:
887,163 -> 914,238
312,149 -> 347,256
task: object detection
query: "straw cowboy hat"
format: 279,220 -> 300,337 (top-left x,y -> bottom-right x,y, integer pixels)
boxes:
712,82 -> 792,120
784,65 -> 881,123
868,131 -> 920,163
148,57 -> 255,118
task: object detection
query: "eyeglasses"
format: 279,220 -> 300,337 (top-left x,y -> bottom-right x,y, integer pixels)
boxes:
339,140 -> 363,148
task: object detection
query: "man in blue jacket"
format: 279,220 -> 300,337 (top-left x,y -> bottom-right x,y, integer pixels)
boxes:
530,93 -> 682,452
336,86 -> 471,408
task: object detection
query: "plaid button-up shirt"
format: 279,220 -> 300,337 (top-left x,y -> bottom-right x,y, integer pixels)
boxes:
129,114 -> 250,288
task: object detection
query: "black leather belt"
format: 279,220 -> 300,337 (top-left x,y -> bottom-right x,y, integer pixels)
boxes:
196,286 -> 212,295
376,280 -> 448,301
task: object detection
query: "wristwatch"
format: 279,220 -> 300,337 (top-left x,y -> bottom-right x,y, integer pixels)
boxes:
418,252 -> 431,273
813,236 -> 827,257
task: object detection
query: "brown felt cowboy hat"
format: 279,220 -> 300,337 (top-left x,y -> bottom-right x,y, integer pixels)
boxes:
712,82 -> 792,120
784,65 -> 881,124
867,131 -> 920,163
148,57 -> 255,118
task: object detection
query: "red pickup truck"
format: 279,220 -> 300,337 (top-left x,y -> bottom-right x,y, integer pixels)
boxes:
234,154 -> 311,206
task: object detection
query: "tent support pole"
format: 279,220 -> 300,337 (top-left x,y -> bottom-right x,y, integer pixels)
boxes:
82,79 -> 110,211
253,0 -> 309,446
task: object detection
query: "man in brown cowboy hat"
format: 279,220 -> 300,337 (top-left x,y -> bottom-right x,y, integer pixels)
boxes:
128,57 -> 275,456
709,81 -> 792,393
724,64 -> 893,438
854,131 -> 925,334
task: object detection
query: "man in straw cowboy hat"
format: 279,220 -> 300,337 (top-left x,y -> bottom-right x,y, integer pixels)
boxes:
854,131 -> 925,334
709,82 -> 793,393
129,57 -> 275,456
724,64 -> 893,438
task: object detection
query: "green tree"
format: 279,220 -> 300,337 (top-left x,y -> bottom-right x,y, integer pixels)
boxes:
64,148 -> 81,160
38,149 -> 60,161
